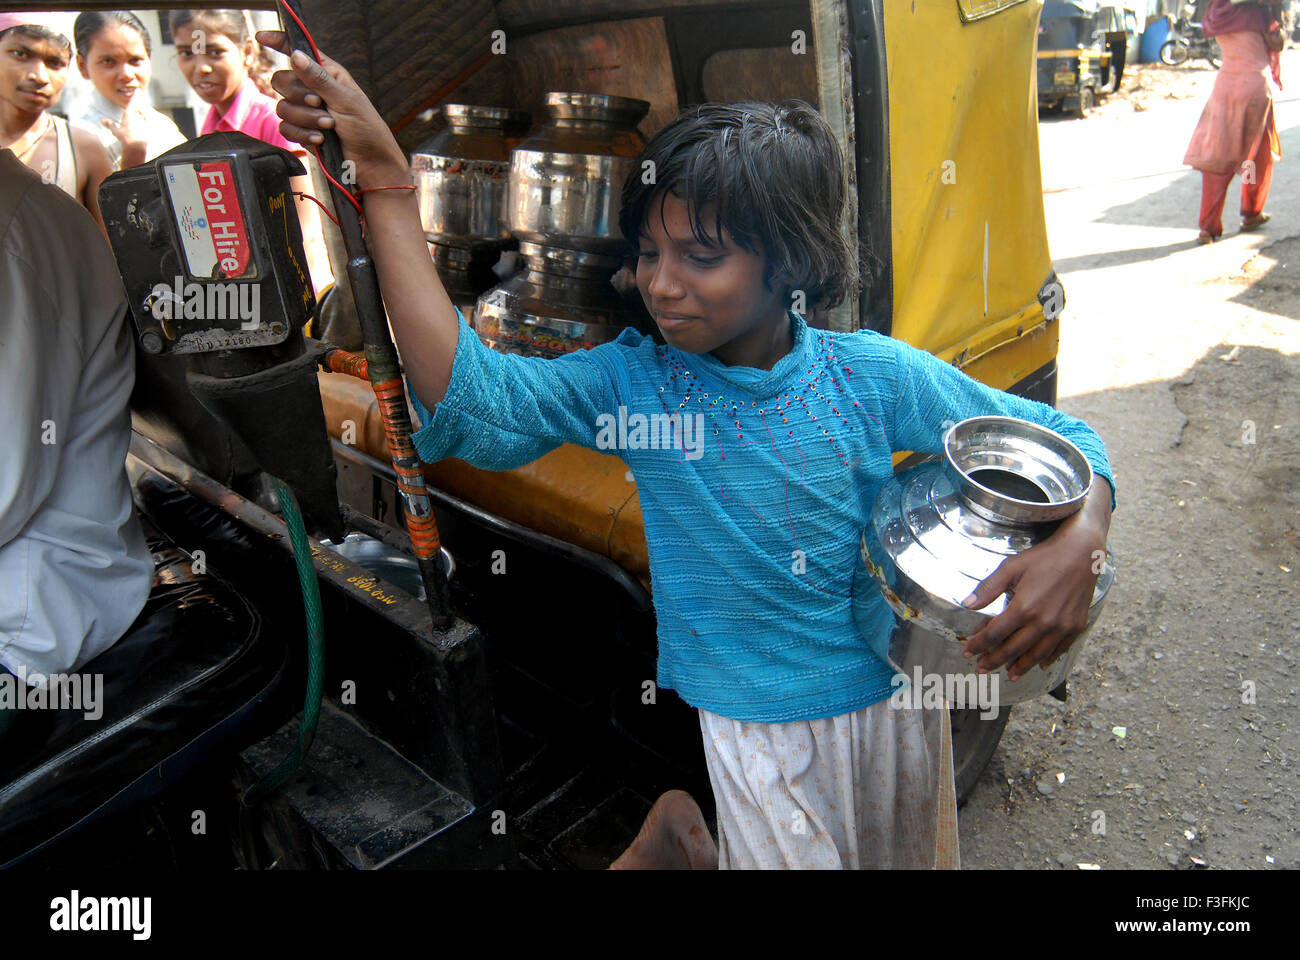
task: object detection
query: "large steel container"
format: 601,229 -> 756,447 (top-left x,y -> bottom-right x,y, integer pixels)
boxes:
412,104 -> 530,248
327,532 -> 455,602
472,243 -> 636,358
473,92 -> 653,357
862,416 -> 1116,706
506,92 -> 649,255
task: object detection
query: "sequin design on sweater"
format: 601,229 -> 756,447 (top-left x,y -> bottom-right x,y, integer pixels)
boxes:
648,331 -> 890,596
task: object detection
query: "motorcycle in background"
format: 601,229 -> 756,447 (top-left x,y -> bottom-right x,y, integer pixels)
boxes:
1161,4 -> 1223,68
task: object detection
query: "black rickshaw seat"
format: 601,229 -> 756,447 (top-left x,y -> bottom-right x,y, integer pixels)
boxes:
0,521 -> 288,867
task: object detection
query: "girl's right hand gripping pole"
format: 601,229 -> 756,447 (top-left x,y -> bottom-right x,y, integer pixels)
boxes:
277,0 -> 453,631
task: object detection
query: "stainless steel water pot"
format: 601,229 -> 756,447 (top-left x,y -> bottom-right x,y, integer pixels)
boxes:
327,533 -> 455,603
473,92 -> 653,357
412,104 -> 531,248
506,92 -> 648,254
473,243 -> 635,358
862,416 -> 1116,705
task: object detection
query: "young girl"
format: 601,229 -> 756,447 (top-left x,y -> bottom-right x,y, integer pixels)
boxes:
72,11 -> 187,171
259,31 -> 1116,870
172,9 -> 333,293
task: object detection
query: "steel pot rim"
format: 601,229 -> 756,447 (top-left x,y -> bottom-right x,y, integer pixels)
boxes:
943,415 -> 1093,524
543,91 -> 650,123
443,103 -> 532,127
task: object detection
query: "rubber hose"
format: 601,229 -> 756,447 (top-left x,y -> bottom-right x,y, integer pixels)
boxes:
243,478 -> 325,804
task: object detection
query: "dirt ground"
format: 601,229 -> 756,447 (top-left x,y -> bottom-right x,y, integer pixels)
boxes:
957,53 -> 1299,870
1108,61 -> 1225,115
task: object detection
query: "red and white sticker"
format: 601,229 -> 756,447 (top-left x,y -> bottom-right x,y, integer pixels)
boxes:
163,160 -> 254,279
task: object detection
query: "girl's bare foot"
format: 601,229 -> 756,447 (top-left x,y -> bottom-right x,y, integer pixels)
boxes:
608,789 -> 718,870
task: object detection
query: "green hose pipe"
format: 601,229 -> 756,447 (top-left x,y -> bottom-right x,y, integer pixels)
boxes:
243,477 -> 325,804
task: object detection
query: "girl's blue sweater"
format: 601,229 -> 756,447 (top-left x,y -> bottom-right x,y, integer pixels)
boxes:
410,307 -> 1117,723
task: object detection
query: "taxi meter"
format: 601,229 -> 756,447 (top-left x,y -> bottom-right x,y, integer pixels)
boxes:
100,131 -> 316,356
99,131 -> 343,540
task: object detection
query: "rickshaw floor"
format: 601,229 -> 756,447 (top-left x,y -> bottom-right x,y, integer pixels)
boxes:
503,754 -> 717,871
486,656 -> 717,870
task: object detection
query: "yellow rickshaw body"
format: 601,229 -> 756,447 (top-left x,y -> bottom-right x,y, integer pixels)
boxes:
883,0 -> 1057,395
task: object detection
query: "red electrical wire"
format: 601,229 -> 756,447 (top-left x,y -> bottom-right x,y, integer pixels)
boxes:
294,190 -> 341,228
275,0 -> 322,61
275,0 -> 365,224
314,152 -> 364,223
356,185 -> 417,198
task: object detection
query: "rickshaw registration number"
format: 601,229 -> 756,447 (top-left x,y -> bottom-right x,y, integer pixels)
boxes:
1054,71 -> 1076,85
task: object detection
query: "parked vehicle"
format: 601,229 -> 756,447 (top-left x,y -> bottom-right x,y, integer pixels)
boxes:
1037,1 -> 1132,117
2,0 -> 1084,870
1161,3 -> 1223,68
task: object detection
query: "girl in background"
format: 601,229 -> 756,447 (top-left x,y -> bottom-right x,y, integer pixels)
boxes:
73,11 -> 186,170
172,8 -> 333,292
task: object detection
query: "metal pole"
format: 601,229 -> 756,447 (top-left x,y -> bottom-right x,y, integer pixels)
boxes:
279,0 -> 453,630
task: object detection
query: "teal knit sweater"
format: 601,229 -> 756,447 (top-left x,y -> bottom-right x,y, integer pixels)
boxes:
409,307 -> 1117,723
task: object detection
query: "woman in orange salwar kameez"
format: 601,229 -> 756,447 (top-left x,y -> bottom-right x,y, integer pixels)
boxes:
1184,1 -> 1284,243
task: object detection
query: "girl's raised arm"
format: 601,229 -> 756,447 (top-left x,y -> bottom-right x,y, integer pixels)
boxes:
257,31 -> 459,410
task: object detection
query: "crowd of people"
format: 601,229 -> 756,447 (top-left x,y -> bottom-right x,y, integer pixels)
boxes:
0,8 -> 332,286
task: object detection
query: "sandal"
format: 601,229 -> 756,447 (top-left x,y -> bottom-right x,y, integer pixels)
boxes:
1197,231 -> 1216,245
1241,212 -> 1271,232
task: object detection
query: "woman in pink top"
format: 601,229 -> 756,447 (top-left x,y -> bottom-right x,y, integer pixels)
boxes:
1183,0 -> 1284,243
171,8 -> 334,291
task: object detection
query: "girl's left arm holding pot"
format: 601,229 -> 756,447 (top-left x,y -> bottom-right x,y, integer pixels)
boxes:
882,336 -> 1116,683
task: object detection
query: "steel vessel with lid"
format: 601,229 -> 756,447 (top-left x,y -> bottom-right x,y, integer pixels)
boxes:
411,104 -> 531,320
474,92 -> 652,358
862,416 -> 1116,706
412,104 -> 530,248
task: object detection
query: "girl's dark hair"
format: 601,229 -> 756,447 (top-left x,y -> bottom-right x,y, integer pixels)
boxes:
619,100 -> 859,312
74,11 -> 152,59
170,9 -> 251,46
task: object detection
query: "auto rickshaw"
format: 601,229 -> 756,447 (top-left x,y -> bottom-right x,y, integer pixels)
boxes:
1037,1 -> 1131,117
2,0 -> 1086,869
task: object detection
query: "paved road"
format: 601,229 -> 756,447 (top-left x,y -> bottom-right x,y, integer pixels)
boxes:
958,53 -> 1300,870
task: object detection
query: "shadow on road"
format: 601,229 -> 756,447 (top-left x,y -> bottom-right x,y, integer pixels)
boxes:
1062,91 -> 1298,232
1093,168 -> 1203,230
1229,234 -> 1300,322
1053,239 -> 1203,272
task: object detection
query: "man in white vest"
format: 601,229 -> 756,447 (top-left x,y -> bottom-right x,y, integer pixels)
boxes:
0,12 -> 113,233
